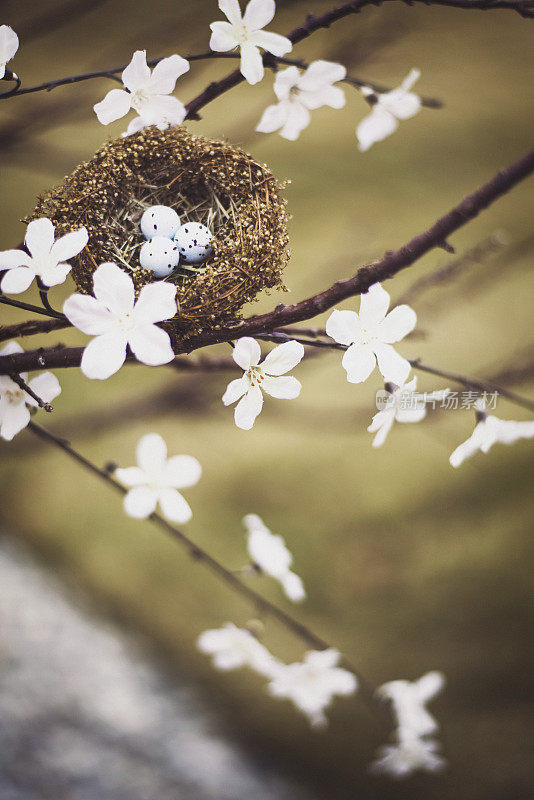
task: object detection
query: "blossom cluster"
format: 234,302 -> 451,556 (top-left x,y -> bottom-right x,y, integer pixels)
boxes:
371,672 -> 447,778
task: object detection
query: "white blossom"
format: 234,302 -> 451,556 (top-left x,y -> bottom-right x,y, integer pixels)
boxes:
243,514 -> 305,602
122,116 -> 174,137
256,60 -> 346,140
210,0 -> 291,86
0,218 -> 88,295
368,378 -> 450,447
267,648 -> 357,727
449,399 -> 534,467
197,623 -> 280,677
222,337 -> 304,430
0,342 -> 61,441
0,25 -> 18,80
326,283 -> 417,386
377,671 -> 445,740
94,50 -> 190,128
115,433 -> 201,523
63,262 -> 176,380
356,69 -> 422,152
370,737 -> 446,779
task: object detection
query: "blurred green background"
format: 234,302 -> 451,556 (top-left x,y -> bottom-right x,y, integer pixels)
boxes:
1,0 -> 534,797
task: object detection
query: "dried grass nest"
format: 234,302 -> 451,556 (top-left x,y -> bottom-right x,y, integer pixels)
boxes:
30,126 -> 290,338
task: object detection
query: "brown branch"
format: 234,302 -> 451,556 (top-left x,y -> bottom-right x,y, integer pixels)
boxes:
0,317 -> 70,344
0,293 -> 67,320
25,419 -> 384,722
8,372 -> 54,411
1,146 -> 533,375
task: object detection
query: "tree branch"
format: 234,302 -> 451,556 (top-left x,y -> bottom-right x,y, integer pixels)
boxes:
1,146 -> 533,375
26,419 -> 383,721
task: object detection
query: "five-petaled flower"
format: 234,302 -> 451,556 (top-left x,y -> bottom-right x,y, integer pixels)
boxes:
256,60 -> 346,140
63,262 -> 177,380
0,218 -> 88,295
244,514 -> 305,602
267,648 -> 357,727
0,24 -> 18,79
370,737 -> 446,779
115,433 -> 201,522
222,337 -> 304,430
377,671 -> 445,740
356,69 -> 422,152
197,623 -> 280,677
210,0 -> 292,85
326,283 -> 417,386
449,399 -> 534,467
94,50 -> 190,128
368,378 -> 450,447
0,342 -> 61,441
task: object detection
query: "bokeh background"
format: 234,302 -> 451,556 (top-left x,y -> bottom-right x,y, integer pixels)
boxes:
1,1 -> 533,797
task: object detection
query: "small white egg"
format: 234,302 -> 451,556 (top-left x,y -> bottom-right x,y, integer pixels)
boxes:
139,236 -> 180,278
174,222 -> 214,265
140,205 -> 180,239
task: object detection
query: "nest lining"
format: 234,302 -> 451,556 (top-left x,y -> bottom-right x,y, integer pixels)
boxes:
29,126 -> 290,338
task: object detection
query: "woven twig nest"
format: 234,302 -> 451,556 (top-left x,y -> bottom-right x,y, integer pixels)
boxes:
30,126 -> 289,337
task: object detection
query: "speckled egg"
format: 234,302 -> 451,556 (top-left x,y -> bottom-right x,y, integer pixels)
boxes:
139,236 -> 180,278
140,205 -> 180,240
174,222 -> 214,265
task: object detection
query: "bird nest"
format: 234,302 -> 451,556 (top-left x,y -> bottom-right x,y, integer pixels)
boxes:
29,126 -> 290,338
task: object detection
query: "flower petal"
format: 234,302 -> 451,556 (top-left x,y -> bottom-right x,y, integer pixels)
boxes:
26,372 -> 61,407
114,466 -> 147,487
39,263 -> 72,288
94,88 -> 132,125
367,410 -> 395,448
122,50 -> 150,92
148,54 -> 190,95
379,304 -> 417,343
356,105 -> 398,152
25,218 -> 54,260
249,30 -> 292,57
123,486 -> 158,518
261,375 -> 301,399
0,267 -> 35,294
0,25 -> 18,64
63,294 -> 116,335
219,0 -> 243,26
243,0 -> 275,29
301,84 -> 345,111
234,387 -> 263,430
261,340 -> 304,376
209,21 -> 237,51
128,324 -> 174,366
273,66 -> 300,101
163,455 -> 202,489
49,227 -> 88,265
256,101 -> 290,134
280,101 -> 311,141
136,432 -> 167,474
158,488 -> 193,523
374,342 -> 411,385
134,281 -> 177,324
0,398 -> 30,441
138,94 -> 187,126
341,343 -> 376,383
0,249 -> 32,269
325,309 -> 360,345
359,282 -> 390,326
222,376 -> 248,405
240,43 -> 264,85
92,262 -> 135,315
233,337 -> 261,370
281,571 -> 306,602
80,332 -> 128,380
298,60 -> 346,91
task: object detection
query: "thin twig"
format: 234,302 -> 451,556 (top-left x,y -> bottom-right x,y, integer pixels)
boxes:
9,373 -> 53,411
0,293 -> 67,321
25,420 -> 385,724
